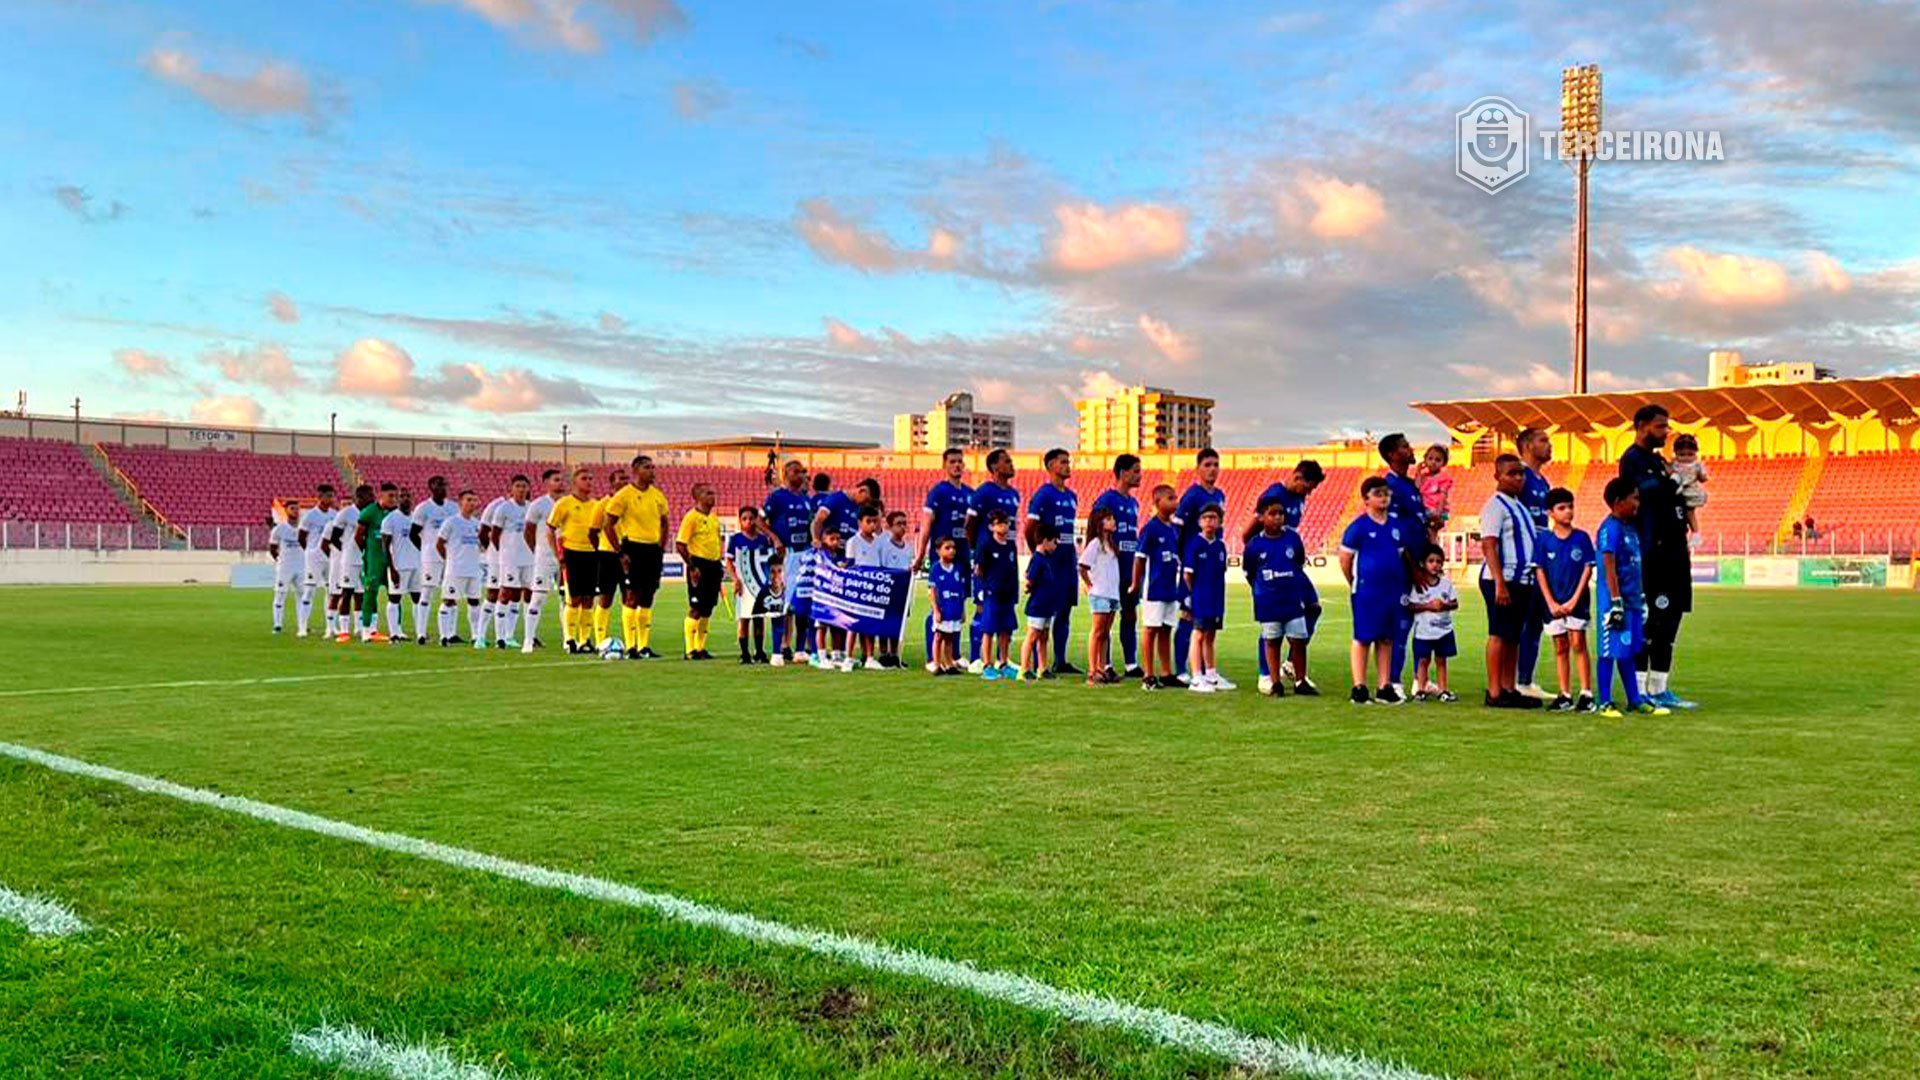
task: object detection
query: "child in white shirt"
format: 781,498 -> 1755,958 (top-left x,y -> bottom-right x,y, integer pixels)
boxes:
1406,544 -> 1460,702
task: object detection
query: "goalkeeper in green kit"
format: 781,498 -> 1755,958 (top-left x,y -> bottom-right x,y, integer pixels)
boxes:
355,482 -> 399,643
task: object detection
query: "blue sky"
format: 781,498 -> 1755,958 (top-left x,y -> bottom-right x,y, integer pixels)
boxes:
4,0 -> 1917,445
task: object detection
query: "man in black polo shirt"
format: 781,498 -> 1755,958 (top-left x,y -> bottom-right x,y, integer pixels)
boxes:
1619,404 -> 1697,709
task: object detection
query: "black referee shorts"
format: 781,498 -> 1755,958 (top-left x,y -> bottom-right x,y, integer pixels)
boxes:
562,550 -> 602,600
1645,543 -> 1694,616
687,556 -> 723,618
596,551 -> 623,598
621,541 -> 665,607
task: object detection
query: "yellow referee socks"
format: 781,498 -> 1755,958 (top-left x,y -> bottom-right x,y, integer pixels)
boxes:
592,605 -> 611,647
696,616 -> 711,651
684,616 -> 699,654
634,607 -> 653,650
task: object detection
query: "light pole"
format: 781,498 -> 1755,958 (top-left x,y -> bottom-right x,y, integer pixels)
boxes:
1562,63 -> 1602,395
561,423 -> 570,464
72,396 -> 82,442
329,412 -> 338,459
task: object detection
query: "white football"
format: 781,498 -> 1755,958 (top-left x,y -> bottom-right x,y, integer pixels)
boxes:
600,637 -> 625,660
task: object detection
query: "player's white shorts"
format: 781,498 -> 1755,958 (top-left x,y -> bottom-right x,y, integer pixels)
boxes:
1026,615 -> 1054,632
274,562 -> 302,589
441,575 -> 482,603
934,619 -> 964,634
1547,615 -> 1590,636
419,560 -> 443,592
483,554 -> 502,590
531,561 -> 557,593
1259,617 -> 1308,641
500,562 -> 532,590
391,568 -> 420,595
1141,599 -> 1180,628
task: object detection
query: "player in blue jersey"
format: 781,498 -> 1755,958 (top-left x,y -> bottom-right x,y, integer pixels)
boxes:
1478,455 -> 1541,710
1534,486 -> 1595,712
965,449 -> 1022,671
1244,459 -> 1326,692
1018,523 -> 1060,681
1090,453 -> 1144,678
1172,447 -> 1225,682
1181,505 -> 1232,692
1025,448 -> 1080,675
1378,434 -> 1427,690
1595,476 -> 1669,718
1340,476 -> 1412,705
973,509 -> 1020,679
1514,427 -> 1555,698
1243,495 -> 1312,697
1131,484 -> 1182,690
926,536 -> 969,676
915,448 -> 972,671
810,477 -> 878,548
762,460 -> 817,665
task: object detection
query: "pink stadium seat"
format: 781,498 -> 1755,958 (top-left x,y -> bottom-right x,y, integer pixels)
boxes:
0,437 -> 158,547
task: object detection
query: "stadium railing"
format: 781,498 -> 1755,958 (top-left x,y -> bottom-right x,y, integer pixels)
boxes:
0,521 -> 165,550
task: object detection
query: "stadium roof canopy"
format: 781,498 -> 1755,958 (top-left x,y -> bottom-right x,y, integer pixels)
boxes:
1410,373 -> 1920,436
650,435 -> 880,451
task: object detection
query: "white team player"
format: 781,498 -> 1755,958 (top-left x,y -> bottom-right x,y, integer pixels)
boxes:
522,468 -> 563,654
477,488 -> 510,646
483,475 -> 535,650
380,490 -> 421,643
327,484 -> 371,640
294,485 -> 337,637
436,490 -> 485,646
268,502 -> 303,634
409,474 -> 456,645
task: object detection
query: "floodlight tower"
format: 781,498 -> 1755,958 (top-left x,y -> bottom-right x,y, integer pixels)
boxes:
1562,63 -> 1602,395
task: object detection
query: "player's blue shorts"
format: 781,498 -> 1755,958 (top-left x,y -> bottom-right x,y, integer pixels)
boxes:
1596,601 -> 1645,660
981,596 -> 1018,635
781,550 -> 813,608
1350,587 -> 1399,644
1413,632 -> 1457,660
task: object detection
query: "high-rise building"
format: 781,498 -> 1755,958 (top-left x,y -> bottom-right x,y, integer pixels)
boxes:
1075,385 -> 1214,454
892,392 -> 1016,453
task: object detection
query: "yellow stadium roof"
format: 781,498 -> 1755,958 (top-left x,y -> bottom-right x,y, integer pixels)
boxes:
1410,373 -> 1920,435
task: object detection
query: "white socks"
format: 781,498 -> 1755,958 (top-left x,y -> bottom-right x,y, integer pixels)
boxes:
386,601 -> 404,638
493,601 -> 519,643
272,584 -> 288,630
439,604 -> 457,641
296,587 -> 314,632
524,591 -> 547,640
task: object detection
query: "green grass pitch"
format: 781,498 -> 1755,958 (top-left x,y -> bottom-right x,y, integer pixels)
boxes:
2,584 -> 1917,1078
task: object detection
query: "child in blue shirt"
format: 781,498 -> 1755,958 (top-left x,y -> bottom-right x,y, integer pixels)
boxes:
1595,477 -> 1669,717
1130,484 -> 1182,690
973,510 -> 1020,680
1243,495 -> 1310,697
1340,476 -> 1412,705
1182,505 -> 1232,693
1019,522 -> 1059,681
927,537 -> 968,676
1534,486 -> 1596,712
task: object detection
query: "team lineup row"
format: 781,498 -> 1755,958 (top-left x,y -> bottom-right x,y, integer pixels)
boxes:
262,408 -> 1700,712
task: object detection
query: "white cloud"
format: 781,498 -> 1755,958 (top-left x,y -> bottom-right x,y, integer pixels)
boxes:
420,0 -> 687,53
143,46 -> 319,120
1805,251 -> 1851,293
1444,362 -> 1566,396
1654,246 -> 1793,307
209,343 -> 305,392
795,199 -> 901,273
1136,313 -> 1196,363
1283,172 -> 1388,240
823,317 -> 870,350
597,310 -> 627,332
1049,202 -> 1187,272
190,394 -> 265,427
334,338 -> 417,396
114,348 -> 176,379
267,292 -> 299,323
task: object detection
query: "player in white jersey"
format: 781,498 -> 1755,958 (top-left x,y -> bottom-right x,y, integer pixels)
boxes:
435,490 -> 485,645
268,502 -> 303,633
379,488 -> 421,643
477,490 -> 510,645
483,475 -> 535,650
408,475 -> 455,644
326,483 -> 373,640
294,484 -> 338,637
521,468 -> 563,654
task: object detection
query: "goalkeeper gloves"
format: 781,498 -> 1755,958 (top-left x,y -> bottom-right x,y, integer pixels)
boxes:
1606,600 -> 1625,631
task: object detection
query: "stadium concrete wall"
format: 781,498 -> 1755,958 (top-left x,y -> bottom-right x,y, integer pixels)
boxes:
0,549 -> 254,586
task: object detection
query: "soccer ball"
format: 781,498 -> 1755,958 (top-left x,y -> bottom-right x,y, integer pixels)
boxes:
600,637 -> 625,660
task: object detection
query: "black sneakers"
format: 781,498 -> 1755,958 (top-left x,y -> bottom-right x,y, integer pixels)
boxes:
1549,693 -> 1574,711
1350,685 -> 1370,705
1376,684 -> 1407,705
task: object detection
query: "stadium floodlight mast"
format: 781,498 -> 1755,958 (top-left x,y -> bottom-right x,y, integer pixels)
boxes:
561,423 -> 570,463
1562,63 -> 1602,395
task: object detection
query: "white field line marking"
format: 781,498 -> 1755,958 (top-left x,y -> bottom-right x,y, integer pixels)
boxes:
0,884 -> 90,937
0,661 -> 585,700
291,1024 -> 517,1080
0,741 -> 1444,1080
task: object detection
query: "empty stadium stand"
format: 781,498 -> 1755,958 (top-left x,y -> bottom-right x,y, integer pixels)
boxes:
0,437 -> 156,548
100,444 -> 347,550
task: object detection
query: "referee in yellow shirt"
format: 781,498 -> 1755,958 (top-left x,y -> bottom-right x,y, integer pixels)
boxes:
599,455 -> 671,659
545,467 -> 602,653
675,482 -> 724,660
